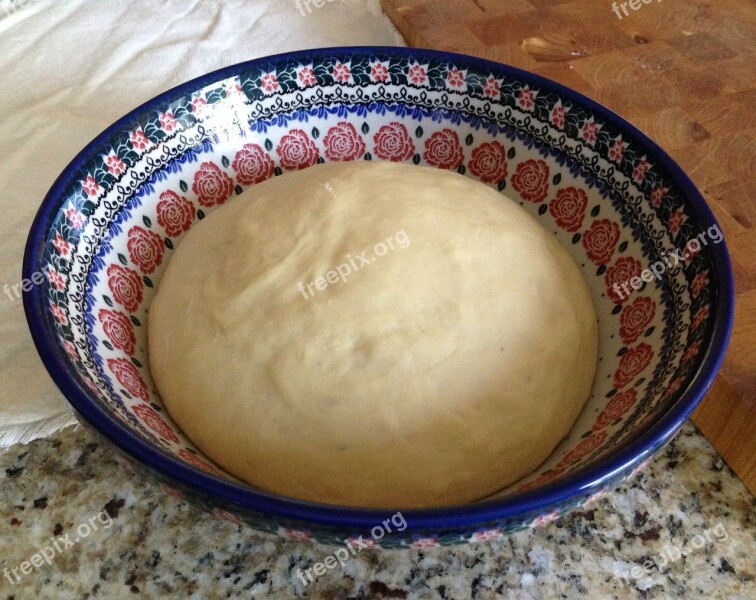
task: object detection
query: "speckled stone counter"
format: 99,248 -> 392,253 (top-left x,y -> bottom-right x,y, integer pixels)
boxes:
0,421 -> 753,599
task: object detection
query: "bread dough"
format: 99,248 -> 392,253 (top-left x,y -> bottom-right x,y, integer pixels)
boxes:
148,161 -> 598,508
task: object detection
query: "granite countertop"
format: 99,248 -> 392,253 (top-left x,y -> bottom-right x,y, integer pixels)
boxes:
0,420 -> 753,599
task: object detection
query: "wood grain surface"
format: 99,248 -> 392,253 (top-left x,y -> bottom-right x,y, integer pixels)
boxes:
381,0 -> 756,493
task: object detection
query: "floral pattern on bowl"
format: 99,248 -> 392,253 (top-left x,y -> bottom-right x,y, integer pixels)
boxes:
24,48 -> 733,546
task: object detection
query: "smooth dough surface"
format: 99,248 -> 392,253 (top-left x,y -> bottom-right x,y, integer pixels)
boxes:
148,161 -> 598,508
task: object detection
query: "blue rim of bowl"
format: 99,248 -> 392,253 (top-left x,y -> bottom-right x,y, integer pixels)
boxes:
23,47 -> 734,531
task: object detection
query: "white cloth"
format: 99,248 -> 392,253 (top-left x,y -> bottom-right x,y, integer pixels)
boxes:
0,0 -> 404,447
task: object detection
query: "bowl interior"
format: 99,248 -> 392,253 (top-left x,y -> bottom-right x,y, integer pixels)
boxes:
28,49 -> 726,514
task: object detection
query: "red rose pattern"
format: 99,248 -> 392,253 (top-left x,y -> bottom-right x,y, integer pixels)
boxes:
510,159 -> 549,203
127,226 -> 164,274
649,185 -> 667,208
276,129 -> 319,170
281,528 -> 314,542
107,264 -> 143,312
619,297 -> 656,344
691,305 -> 709,330
61,340 -> 78,361
517,86 -> 536,110
468,141 -> 508,183
423,129 -> 464,170
373,122 -> 415,162
178,448 -> 221,475
582,219 -> 620,265
298,66 -> 316,86
107,357 -> 148,401
53,234 -> 71,257
133,403 -> 179,443
471,528 -> 503,542
582,120 -> 599,145
232,143 -> 274,185
682,339 -> 702,364
106,154 -> 126,176
668,208 -> 687,236
483,76 -> 499,99
605,257 -> 643,304
558,430 -> 608,467
614,343 -> 654,388
410,536 -> 439,549
333,63 -> 351,83
98,309 -> 136,355
549,187 -> 588,232
260,73 -> 279,93
663,375 -> 686,400
50,303 -> 67,325
157,190 -> 195,237
691,272 -> 708,297
532,511 -> 560,528
323,122 -> 366,161
370,62 -> 389,82
408,63 -> 427,85
47,268 -> 65,291
593,389 -> 638,430
213,508 -> 242,524
130,129 -> 149,150
516,467 -> 566,493
192,162 -> 234,207
82,95 -> 684,460
447,67 -> 465,88
82,175 -> 100,197
551,104 -> 567,129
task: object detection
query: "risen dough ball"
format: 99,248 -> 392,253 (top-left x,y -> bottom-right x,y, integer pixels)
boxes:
148,161 -> 598,508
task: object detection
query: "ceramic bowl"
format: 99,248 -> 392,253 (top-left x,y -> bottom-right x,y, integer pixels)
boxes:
23,47 -> 733,547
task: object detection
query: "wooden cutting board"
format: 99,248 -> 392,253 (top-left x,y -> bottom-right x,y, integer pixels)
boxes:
381,0 -> 756,494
